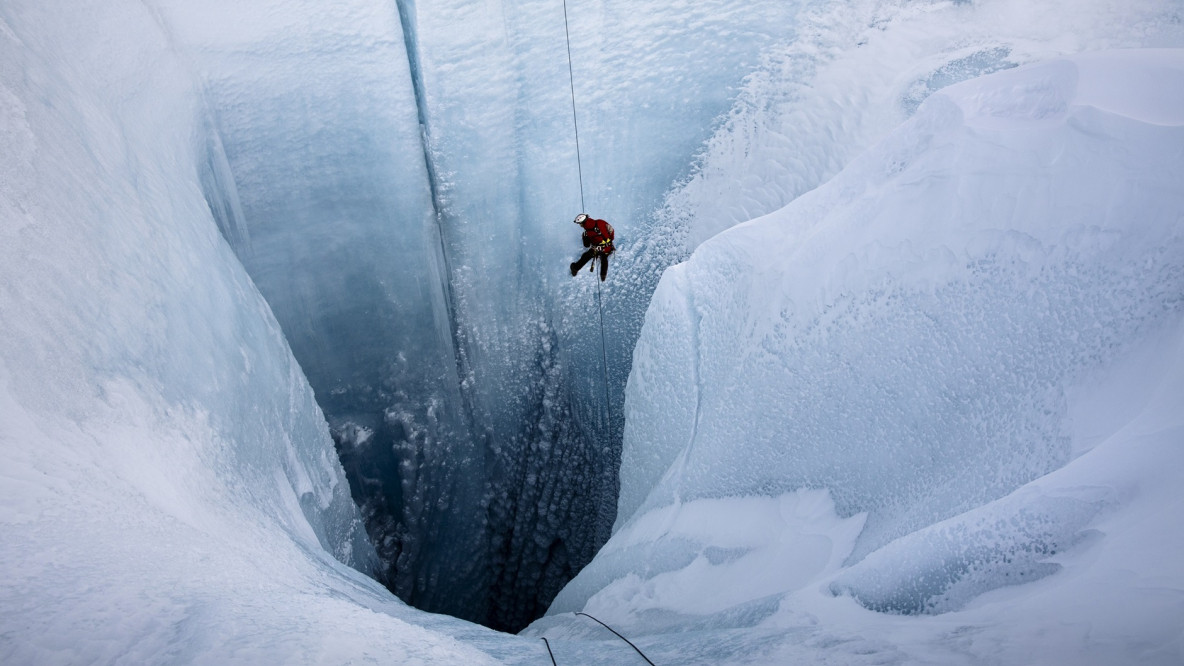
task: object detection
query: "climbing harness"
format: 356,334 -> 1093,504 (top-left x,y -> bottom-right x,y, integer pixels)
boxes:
562,0 -> 613,432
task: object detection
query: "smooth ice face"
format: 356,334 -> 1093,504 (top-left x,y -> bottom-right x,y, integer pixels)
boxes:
533,50 -> 1184,664
0,0 -> 380,567
156,0 -> 494,622
0,2 -> 536,662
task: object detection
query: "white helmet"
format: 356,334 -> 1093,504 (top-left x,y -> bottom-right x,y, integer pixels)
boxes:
574,213 -> 589,224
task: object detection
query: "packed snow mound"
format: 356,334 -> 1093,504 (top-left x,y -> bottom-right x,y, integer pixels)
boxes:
534,50 -> 1184,663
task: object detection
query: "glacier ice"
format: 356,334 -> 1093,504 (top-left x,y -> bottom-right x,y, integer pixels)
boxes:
534,49 -> 1184,665
4,0 -> 1184,662
173,0 -> 1184,632
155,0 -> 813,630
662,0 -> 1184,252
159,0 -> 1184,635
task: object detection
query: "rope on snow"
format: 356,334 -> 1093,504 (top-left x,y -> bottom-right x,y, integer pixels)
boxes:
577,612 -> 656,665
541,636 -> 558,665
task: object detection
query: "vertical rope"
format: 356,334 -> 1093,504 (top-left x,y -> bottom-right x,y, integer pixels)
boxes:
561,0 -> 585,212
595,272 -> 612,428
563,1 -> 611,433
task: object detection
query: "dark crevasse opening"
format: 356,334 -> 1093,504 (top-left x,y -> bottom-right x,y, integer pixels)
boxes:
200,88 -> 633,629
203,130 -> 625,634
193,5 -> 633,632
189,0 -> 787,633
321,312 -> 621,632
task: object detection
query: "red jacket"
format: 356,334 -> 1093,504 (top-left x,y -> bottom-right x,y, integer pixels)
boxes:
580,217 -> 615,254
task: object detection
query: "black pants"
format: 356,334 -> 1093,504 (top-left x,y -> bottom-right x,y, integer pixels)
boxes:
572,248 -> 609,281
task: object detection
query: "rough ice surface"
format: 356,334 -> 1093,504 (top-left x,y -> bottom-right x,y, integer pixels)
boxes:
0,1 -> 496,661
534,50 -> 1184,664
160,0 -> 495,623
4,0 -> 1184,662
171,0 -> 1184,632
150,0 -> 820,631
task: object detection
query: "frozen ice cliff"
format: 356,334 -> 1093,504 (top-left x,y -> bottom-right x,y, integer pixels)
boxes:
3,0 -> 1184,662
153,0 -> 808,631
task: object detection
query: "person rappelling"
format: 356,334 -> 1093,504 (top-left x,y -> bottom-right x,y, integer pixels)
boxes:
569,213 -> 615,281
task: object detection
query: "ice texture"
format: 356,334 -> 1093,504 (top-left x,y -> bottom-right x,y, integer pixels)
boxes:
151,0 -> 1184,634
158,0 -> 495,623
170,0 -> 1184,631
405,0 -> 811,629
0,1 -> 530,662
661,0 -> 1184,251
533,50 -> 1184,664
156,0 -> 813,630
5,0 -> 1184,661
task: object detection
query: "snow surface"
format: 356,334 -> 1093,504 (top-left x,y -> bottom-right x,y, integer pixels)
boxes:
533,50 -> 1184,664
4,0 -> 1184,662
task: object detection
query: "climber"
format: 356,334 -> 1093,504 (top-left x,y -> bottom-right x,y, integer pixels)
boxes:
569,213 -> 615,281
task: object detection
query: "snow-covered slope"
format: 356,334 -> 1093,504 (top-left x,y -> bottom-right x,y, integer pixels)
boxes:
532,50 -> 1184,664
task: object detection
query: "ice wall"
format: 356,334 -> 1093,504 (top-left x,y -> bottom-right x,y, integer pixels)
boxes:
151,0 -> 495,621
159,0 -> 812,630
405,0 -> 810,629
0,0 -> 381,568
0,1 -> 569,662
0,1 -> 541,661
152,0 -> 1184,632
533,50 -> 1184,664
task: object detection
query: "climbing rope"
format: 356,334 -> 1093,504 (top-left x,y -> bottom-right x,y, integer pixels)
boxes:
594,273 -> 612,428
562,0 -> 612,432
561,0 -> 585,212
537,613 -> 655,665
577,612 -> 656,665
